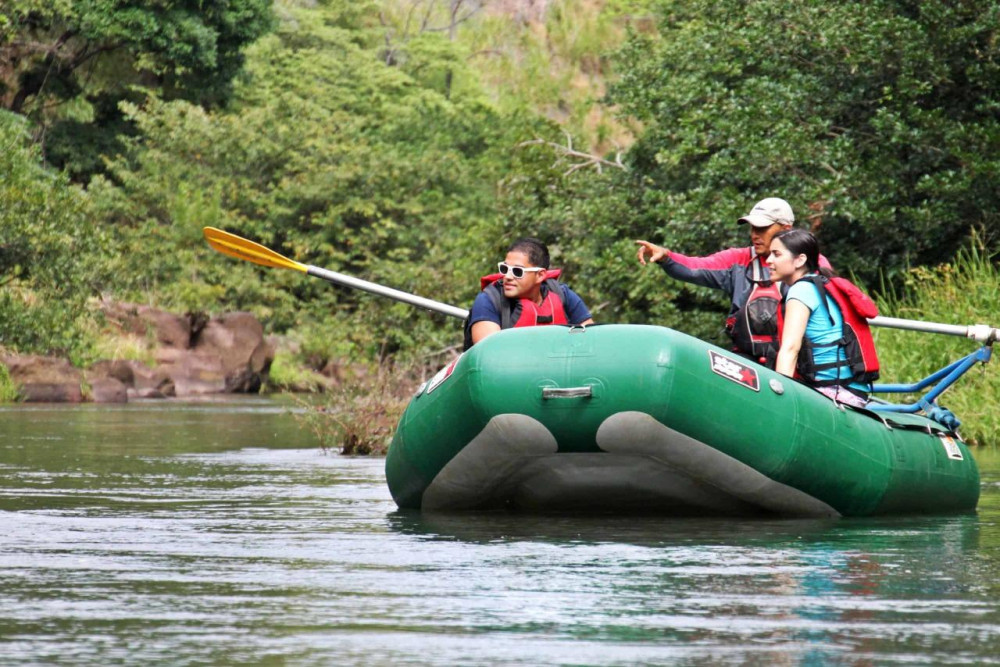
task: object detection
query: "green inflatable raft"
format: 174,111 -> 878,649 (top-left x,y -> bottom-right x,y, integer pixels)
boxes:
385,324 -> 980,517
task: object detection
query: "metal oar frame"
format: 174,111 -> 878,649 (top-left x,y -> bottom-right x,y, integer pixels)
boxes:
867,339 -> 994,431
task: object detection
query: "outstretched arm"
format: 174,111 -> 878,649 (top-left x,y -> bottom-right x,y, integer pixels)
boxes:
636,241 -> 746,294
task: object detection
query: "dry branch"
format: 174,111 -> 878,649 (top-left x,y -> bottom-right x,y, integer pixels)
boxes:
519,132 -> 627,175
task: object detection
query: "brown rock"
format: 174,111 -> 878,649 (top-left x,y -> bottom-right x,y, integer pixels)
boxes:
192,312 -> 274,393
141,307 -> 192,348
129,362 -> 176,399
90,359 -> 135,385
97,302 -> 276,397
101,301 -> 192,349
88,359 -> 175,399
20,383 -> 84,403
89,377 -> 128,403
155,347 -> 227,396
1,354 -> 84,403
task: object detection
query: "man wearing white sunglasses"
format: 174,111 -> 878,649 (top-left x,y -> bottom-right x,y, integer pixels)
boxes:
464,238 -> 594,349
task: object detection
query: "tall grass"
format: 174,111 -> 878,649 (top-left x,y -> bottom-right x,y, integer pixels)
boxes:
873,237 -> 1000,446
0,363 -> 19,403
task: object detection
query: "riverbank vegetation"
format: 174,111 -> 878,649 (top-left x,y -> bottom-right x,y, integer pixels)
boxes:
293,362 -> 419,455
874,237 -> 1000,447
2,0 -> 999,449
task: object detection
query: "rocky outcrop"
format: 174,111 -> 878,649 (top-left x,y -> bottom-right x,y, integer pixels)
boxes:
0,303 -> 275,403
1,354 -> 85,403
87,377 -> 128,403
188,312 -> 273,393
88,359 -> 176,400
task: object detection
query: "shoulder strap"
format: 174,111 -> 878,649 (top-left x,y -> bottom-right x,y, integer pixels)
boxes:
545,279 -> 567,306
749,255 -> 768,284
827,276 -> 879,318
796,275 -> 837,326
483,281 -> 513,329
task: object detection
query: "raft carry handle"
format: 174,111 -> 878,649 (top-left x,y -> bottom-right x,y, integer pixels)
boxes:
542,386 -> 593,399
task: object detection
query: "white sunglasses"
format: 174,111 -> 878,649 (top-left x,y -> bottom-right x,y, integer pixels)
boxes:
498,262 -> 545,279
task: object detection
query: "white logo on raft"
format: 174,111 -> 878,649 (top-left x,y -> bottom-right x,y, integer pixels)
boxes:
425,356 -> 461,395
708,350 -> 760,392
939,435 -> 964,461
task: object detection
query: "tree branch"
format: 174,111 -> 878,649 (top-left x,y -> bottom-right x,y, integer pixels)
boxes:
518,132 -> 628,175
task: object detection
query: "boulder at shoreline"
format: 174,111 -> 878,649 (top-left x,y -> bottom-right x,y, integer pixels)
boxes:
0,354 -> 85,403
1,302 -> 275,403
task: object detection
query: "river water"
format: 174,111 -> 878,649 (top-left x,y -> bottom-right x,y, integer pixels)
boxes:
1,399 -> 998,665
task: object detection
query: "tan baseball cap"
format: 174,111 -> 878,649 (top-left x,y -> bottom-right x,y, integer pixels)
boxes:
737,198 -> 795,227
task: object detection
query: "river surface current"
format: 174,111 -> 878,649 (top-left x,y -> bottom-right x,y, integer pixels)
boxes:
1,399 -> 998,665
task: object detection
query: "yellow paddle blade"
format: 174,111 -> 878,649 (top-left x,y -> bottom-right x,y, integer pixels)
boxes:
203,227 -> 307,272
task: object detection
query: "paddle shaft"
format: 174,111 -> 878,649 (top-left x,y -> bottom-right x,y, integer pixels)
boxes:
868,316 -> 999,344
307,265 -> 469,320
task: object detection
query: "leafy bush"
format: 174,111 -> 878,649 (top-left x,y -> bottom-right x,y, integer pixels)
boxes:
94,0 -> 558,363
267,351 -> 331,393
607,0 -> 1000,283
1,0 -> 275,180
0,363 -> 20,403
0,111 -> 113,363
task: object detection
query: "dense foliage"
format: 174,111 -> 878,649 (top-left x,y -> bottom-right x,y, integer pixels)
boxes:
874,237 -> 1000,446
606,0 -> 1000,278
0,0 -> 998,446
496,0 -> 1000,344
0,0 -> 274,179
95,0 -> 559,367
0,111 -> 111,361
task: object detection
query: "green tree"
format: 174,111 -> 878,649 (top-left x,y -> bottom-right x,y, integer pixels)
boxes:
0,110 -> 112,361
608,0 -> 1000,281
0,0 -> 275,179
94,0 -> 556,366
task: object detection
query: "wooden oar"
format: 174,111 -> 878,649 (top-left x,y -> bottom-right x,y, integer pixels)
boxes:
202,227 -> 470,320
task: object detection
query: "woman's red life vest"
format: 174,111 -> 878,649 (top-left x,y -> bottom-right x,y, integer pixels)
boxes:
728,257 -> 783,367
782,275 -> 880,387
462,269 -> 569,350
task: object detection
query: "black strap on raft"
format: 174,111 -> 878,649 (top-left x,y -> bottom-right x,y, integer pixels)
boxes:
846,404 -> 958,437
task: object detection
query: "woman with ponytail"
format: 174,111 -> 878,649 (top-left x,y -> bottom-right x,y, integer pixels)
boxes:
765,228 -> 871,408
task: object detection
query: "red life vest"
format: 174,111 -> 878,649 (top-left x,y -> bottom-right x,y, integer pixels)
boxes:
462,269 -> 569,349
783,275 -> 880,387
728,257 -> 783,367
512,287 -> 569,327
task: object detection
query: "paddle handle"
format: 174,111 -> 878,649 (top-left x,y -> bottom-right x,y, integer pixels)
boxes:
307,266 -> 470,320
869,316 -> 999,343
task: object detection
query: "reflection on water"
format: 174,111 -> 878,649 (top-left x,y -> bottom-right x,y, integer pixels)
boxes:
1,401 -> 998,665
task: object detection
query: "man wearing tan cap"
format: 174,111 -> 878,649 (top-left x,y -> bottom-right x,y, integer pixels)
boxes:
636,198 -> 829,367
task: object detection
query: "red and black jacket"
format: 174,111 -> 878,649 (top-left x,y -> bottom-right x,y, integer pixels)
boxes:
659,247 -> 831,367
